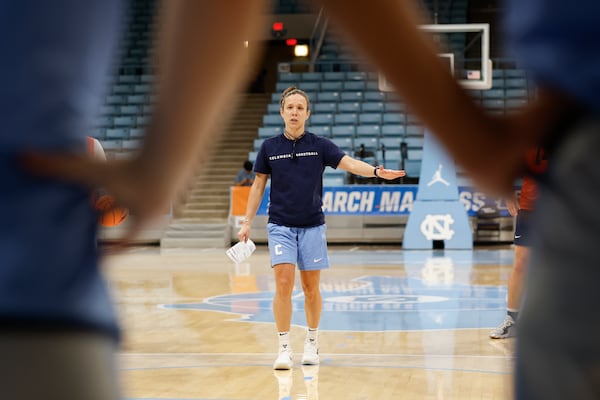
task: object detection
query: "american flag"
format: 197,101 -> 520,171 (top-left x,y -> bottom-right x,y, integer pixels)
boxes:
467,70 -> 481,80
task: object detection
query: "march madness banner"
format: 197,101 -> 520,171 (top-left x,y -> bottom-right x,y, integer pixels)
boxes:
230,185 -> 516,217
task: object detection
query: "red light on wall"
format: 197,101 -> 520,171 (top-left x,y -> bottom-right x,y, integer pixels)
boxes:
286,38 -> 298,46
272,22 -> 284,31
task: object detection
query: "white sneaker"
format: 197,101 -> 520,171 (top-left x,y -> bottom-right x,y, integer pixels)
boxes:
273,348 -> 293,370
489,315 -> 517,339
301,339 -> 319,365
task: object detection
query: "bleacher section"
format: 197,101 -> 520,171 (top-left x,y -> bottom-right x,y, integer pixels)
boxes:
89,0 -> 157,158
254,66 -> 533,186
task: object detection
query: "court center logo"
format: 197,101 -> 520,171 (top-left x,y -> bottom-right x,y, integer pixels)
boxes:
160,275 -> 505,331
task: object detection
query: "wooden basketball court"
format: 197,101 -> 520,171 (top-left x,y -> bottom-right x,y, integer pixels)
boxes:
104,244 -> 515,399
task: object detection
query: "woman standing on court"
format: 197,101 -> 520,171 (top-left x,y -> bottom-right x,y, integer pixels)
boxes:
237,86 -> 405,370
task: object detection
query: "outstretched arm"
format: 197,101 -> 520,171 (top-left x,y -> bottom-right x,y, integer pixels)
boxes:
337,155 -> 405,180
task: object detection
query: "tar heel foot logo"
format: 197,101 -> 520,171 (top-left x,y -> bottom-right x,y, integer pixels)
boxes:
427,163 -> 450,187
420,214 -> 455,240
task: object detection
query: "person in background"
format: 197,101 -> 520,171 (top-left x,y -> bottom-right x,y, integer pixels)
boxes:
490,147 -> 548,339
87,136 -> 129,228
234,160 -> 256,187
237,86 -> 405,370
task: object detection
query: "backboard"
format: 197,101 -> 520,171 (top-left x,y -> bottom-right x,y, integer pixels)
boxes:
379,23 -> 492,91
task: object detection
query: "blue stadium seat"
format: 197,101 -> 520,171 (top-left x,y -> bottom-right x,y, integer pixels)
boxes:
334,113 -> 358,125
346,71 -> 367,81
317,92 -> 340,102
403,136 -> 424,149
343,81 -> 366,91
340,91 -> 363,102
482,89 -> 504,99
359,113 -> 382,125
356,125 -> 381,138
127,94 -> 146,104
276,82 -> 292,92
383,113 -> 405,125
324,72 -> 345,81
298,82 -> 320,92
248,151 -> 258,162
331,137 -> 354,151
253,138 -> 266,150
404,159 -> 422,177
366,81 -> 380,91
314,102 -> 337,113
361,102 -> 384,113
258,126 -> 282,138
492,69 -> 504,78
267,103 -> 280,114
263,114 -> 282,126
379,137 -> 402,149
384,102 -> 404,112
338,102 -> 361,113
323,176 -> 345,186
320,81 -> 343,92
120,105 -> 142,115
279,72 -> 302,82
492,77 -> 505,88
505,88 -> 528,99
410,149 -> 424,160
364,91 -> 385,102
301,72 -> 323,82
310,113 -> 334,126
381,125 -> 405,136
310,125 -> 331,137
106,94 -> 126,105
505,78 -> 527,88
105,128 -> 129,139
377,149 -> 402,161
331,125 -> 356,138
113,116 -> 136,127
134,83 -> 151,93
355,137 -> 379,150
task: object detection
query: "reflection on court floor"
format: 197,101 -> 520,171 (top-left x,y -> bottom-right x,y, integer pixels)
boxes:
108,246 -> 515,400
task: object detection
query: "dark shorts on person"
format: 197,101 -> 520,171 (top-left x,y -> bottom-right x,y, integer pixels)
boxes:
514,209 -> 535,247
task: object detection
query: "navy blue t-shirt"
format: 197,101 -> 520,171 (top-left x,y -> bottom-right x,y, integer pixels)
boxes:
254,132 -> 346,227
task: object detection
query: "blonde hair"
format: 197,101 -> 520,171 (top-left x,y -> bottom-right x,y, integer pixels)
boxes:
279,86 -> 310,111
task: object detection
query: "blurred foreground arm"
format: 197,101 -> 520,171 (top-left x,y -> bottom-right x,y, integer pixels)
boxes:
25,0 -> 268,240
319,0 -> 578,195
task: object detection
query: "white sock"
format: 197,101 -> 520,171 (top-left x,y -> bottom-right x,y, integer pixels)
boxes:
278,331 -> 290,352
306,327 -> 318,343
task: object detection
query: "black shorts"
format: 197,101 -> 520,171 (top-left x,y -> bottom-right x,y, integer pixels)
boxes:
514,209 -> 535,247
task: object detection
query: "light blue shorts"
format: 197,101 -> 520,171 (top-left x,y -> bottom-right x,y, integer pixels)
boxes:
267,223 -> 329,271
